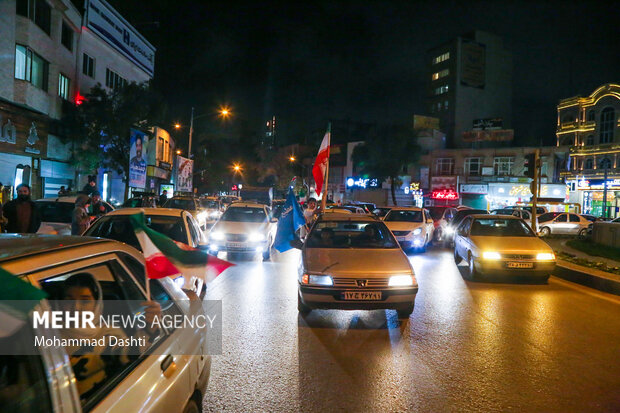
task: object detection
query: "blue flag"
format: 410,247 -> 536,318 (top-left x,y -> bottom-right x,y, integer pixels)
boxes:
274,188 -> 306,252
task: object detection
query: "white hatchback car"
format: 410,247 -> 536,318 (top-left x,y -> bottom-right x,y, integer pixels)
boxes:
0,235 -> 211,413
36,196 -> 114,236
383,207 -> 435,251
208,202 -> 277,260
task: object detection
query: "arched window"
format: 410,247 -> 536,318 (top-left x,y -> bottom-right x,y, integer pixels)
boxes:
599,107 -> 615,144
586,135 -> 594,145
600,157 -> 612,170
587,110 -> 595,121
585,158 -> 594,169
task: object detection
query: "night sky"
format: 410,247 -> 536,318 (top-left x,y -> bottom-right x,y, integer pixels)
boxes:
108,0 -> 619,147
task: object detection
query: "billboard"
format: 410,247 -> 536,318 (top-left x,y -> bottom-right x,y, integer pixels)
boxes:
462,129 -> 514,142
413,115 -> 440,131
129,129 -> 148,188
472,118 -> 503,130
460,40 -> 485,88
176,155 -> 193,192
85,0 -> 156,76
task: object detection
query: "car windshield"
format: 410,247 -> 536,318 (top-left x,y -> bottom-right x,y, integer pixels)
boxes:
427,207 -> 446,221
538,212 -> 562,222
373,208 -> 391,217
221,207 -> 266,222
306,221 -> 398,249
85,215 -> 187,250
470,218 -> 534,237
165,198 -> 196,210
384,210 -> 423,222
200,200 -> 219,209
36,201 -> 74,223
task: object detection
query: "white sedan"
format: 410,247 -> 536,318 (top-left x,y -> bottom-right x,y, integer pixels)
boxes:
382,207 -> 435,251
0,235 -> 211,413
208,202 -> 277,260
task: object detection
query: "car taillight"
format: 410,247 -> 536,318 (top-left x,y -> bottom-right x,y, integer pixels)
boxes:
301,274 -> 309,284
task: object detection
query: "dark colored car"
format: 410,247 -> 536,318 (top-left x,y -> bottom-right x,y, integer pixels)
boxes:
443,208 -> 489,245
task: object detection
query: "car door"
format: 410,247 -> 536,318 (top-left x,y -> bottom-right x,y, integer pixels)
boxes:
568,214 -> 583,234
27,252 -> 202,413
455,217 -> 472,258
552,213 -> 569,234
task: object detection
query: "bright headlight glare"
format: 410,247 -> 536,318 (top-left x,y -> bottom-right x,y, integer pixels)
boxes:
198,211 -> 208,221
210,231 -> 224,240
388,274 -> 414,287
536,252 -> 555,261
210,211 -> 221,218
413,228 -> 422,235
308,274 -> 333,286
249,232 -> 265,242
444,226 -> 454,235
482,251 -> 501,260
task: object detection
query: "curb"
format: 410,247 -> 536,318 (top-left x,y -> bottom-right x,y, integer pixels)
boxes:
553,260 -> 620,296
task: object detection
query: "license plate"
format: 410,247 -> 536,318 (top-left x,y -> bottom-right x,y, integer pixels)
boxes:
342,291 -> 382,300
507,262 -> 534,269
227,242 -> 244,248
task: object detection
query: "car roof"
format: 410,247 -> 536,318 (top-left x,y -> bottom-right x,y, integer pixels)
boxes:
169,196 -> 196,200
228,202 -> 266,208
105,207 -> 185,217
319,213 -> 378,222
389,206 -> 423,211
0,234 -> 107,263
36,196 -> 112,205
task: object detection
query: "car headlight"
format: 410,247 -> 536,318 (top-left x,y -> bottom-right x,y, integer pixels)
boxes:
249,232 -> 265,242
413,228 -> 422,236
302,274 -> 333,286
444,226 -> 454,235
197,211 -> 208,222
482,251 -> 501,260
209,210 -> 221,218
536,252 -> 555,261
210,231 -> 225,241
388,274 -> 414,287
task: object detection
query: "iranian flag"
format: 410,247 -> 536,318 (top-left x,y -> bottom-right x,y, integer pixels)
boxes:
0,267 -> 47,338
128,213 -> 233,285
312,130 -> 331,196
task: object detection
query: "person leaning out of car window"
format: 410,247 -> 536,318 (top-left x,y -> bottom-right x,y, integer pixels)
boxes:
88,191 -> 112,219
61,273 -> 162,400
2,183 -> 41,233
72,194 -> 92,235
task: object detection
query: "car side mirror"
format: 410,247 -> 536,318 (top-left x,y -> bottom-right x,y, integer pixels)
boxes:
290,239 -> 303,249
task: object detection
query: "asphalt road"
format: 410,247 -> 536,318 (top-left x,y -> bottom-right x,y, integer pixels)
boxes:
203,247 -> 620,412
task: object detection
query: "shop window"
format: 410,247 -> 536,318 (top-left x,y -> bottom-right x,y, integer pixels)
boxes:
599,107 -> 615,144
493,157 -> 514,176
435,158 -> 454,175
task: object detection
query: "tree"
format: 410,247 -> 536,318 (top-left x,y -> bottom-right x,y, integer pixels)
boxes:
352,124 -> 421,205
63,82 -> 165,198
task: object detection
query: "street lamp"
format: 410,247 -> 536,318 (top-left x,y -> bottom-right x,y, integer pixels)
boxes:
174,123 -> 181,129
289,156 -> 296,162
233,163 -> 242,173
219,107 -> 231,118
176,149 -> 182,155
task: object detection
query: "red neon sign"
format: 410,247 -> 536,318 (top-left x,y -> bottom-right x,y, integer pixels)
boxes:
431,190 -> 459,200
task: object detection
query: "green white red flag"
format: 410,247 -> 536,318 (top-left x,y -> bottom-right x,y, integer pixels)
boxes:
128,213 -> 233,284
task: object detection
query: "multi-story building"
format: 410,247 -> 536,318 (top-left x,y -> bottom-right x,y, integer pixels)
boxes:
427,30 -> 513,148
0,0 -> 81,198
558,83 -> 620,217
412,146 -> 569,210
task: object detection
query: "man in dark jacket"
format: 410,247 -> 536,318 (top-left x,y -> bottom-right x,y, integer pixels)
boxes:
159,190 -> 168,206
2,184 -> 41,233
88,191 -> 112,218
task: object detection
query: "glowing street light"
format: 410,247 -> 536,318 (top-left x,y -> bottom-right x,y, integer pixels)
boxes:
174,123 -> 181,129
220,107 -> 231,118
289,156 -> 296,162
233,163 -> 242,172
176,149 -> 182,155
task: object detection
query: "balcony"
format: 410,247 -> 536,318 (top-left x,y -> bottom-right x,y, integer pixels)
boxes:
570,143 -> 620,155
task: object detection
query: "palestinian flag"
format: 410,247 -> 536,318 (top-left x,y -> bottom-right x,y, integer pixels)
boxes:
0,267 -> 47,338
128,213 -> 234,283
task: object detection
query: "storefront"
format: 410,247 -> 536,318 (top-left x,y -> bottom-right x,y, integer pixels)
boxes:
486,182 -> 568,211
570,178 -> 620,218
428,176 -> 459,207
459,184 -> 488,209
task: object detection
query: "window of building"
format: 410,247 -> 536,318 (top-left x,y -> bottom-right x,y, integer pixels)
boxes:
82,54 -> 95,78
587,109 -> 595,121
15,45 -> 49,91
599,107 -> 615,144
435,158 -> 454,175
562,114 -> 574,124
58,73 -> 70,100
434,85 -> 449,95
158,137 -> 165,160
444,100 -> 449,110
493,157 -> 514,176
61,21 -> 73,51
431,69 -> 449,81
432,52 -> 450,65
585,158 -> 594,169
16,0 -> 51,35
600,157 -> 612,170
106,68 -> 126,91
464,157 -> 481,176
586,135 -> 594,145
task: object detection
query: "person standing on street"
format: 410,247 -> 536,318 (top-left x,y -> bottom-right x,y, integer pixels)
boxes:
72,194 -> 91,235
2,184 -> 41,233
88,191 -> 112,219
82,176 -> 97,196
159,190 -> 168,206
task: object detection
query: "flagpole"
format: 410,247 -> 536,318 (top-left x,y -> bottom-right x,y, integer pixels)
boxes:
146,277 -> 151,301
321,122 -> 331,211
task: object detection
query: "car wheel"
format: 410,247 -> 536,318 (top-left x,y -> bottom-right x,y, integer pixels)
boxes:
397,303 -> 414,319
454,248 -> 462,264
298,294 -> 311,314
262,239 -> 272,261
468,252 -> 478,280
182,398 -> 200,413
539,227 -> 551,237
578,228 -> 588,239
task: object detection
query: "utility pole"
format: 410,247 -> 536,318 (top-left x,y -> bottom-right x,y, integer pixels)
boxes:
603,167 -> 609,218
530,149 -> 540,233
188,106 -> 194,159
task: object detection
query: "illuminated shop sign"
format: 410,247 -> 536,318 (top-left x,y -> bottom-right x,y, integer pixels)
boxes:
346,177 -> 380,189
431,189 -> 459,200
576,178 -> 620,190
489,183 -> 567,199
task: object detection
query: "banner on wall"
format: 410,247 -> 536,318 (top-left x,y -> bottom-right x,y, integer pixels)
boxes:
129,129 -> 148,188
176,155 -> 193,192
